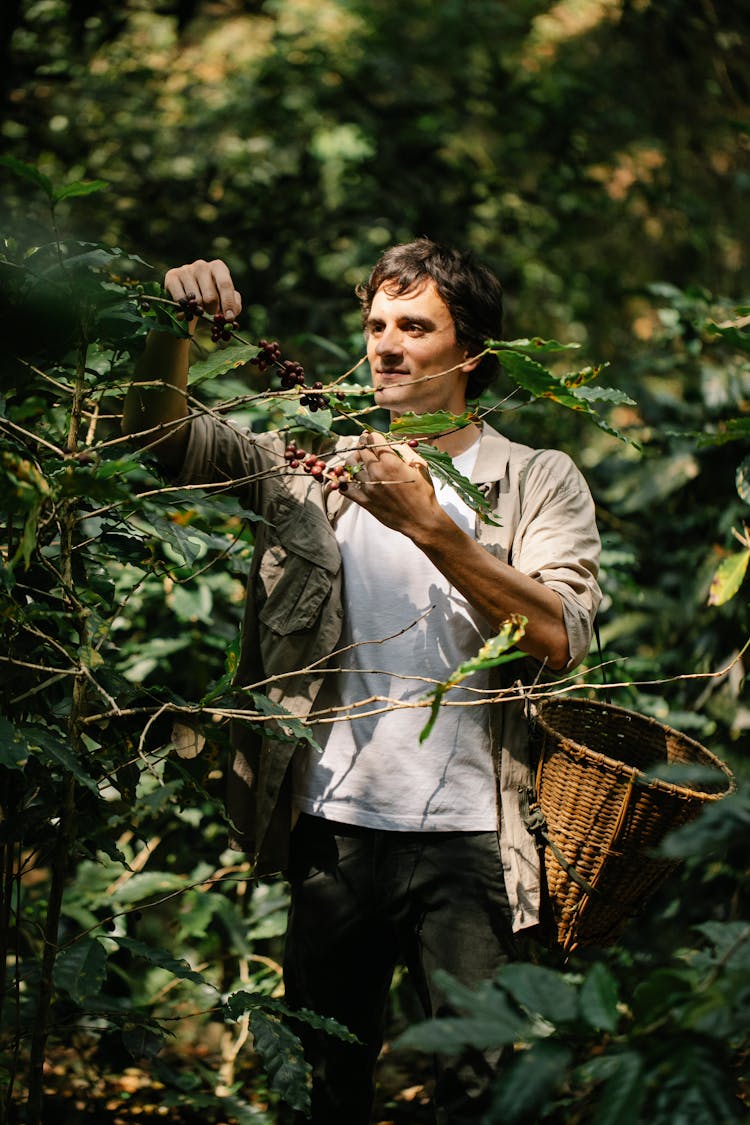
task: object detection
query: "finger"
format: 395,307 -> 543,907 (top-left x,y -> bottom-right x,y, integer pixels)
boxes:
164,259 -> 242,319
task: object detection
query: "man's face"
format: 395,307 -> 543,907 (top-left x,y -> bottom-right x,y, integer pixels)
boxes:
365,281 -> 476,418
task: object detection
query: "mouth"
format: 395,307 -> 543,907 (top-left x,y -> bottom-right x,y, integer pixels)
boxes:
373,369 -> 411,388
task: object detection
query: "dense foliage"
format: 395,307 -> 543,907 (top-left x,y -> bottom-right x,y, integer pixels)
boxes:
1,1 -> 749,1121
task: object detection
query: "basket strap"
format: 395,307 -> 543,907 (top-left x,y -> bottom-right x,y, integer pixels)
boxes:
518,784 -> 602,900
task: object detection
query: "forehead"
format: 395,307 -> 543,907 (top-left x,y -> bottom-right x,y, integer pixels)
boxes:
369,279 -> 453,323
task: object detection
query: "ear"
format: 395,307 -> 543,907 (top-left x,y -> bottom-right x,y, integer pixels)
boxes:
461,349 -> 483,374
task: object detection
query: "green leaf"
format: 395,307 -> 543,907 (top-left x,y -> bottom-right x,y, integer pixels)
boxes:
245,692 -> 322,750
659,792 -> 750,860
0,155 -> 54,200
689,418 -> 750,448
52,179 -> 109,202
248,1010 -> 311,1114
580,962 -> 620,1032
632,968 -> 694,1026
418,442 -> 500,524
396,1006 -> 525,1052
188,343 -> 259,384
201,635 -> 241,705
110,871 -> 187,905
592,1050 -> 645,1125
707,549 -> 750,606
122,1023 -> 167,1060
396,972 -> 528,1051
115,937 -> 209,987
486,336 -> 582,356
388,409 -> 478,437
25,723 -> 100,794
693,920 -> 750,966
419,618 -> 526,742
489,1041 -> 573,1123
497,350 -> 635,444
0,717 -> 30,769
53,937 -> 108,1003
226,992 -> 356,1043
497,962 -> 578,1024
706,320 -> 750,352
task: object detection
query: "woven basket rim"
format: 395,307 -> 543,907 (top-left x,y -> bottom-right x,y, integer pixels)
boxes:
535,697 -> 736,801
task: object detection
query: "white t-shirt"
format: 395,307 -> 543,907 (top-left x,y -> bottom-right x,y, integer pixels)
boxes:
292,441 -> 498,831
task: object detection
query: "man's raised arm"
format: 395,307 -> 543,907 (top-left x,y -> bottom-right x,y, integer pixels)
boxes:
122,259 -> 242,470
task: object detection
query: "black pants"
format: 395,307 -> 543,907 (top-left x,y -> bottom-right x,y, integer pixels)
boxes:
282,814 -> 518,1124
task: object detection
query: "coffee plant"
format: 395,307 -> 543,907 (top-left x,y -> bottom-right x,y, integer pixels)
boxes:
2,156 -> 746,1124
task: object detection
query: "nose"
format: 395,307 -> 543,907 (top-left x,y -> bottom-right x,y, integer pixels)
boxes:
373,324 -> 403,357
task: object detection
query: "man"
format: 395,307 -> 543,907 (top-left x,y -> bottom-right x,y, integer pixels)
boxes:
123,239 -> 601,1123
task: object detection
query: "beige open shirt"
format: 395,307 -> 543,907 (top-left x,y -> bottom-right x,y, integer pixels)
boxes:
178,416 -> 601,932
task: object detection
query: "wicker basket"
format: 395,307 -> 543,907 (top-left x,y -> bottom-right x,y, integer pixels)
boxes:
530,698 -> 736,953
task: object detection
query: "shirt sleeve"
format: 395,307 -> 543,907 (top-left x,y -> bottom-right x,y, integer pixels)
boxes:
176,412 -> 280,513
512,449 -> 602,669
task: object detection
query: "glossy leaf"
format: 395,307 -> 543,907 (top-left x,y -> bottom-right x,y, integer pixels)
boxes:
248,1010 -> 311,1114
0,718 -> 30,770
420,617 -> 527,742
388,409 -> 478,436
0,155 -> 54,199
417,442 -> 499,524
53,937 -> 108,1004
498,961 -> 578,1024
592,1050 -> 645,1125
580,962 -> 620,1032
53,179 -> 109,202
489,1041 -> 573,1124
486,336 -> 582,355
707,549 -> 750,606
115,936 -> 208,986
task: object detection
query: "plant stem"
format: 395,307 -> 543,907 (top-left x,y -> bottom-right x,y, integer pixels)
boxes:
25,338 -> 90,1125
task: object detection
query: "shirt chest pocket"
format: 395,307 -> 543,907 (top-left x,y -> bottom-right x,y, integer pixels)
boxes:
257,503 -> 340,636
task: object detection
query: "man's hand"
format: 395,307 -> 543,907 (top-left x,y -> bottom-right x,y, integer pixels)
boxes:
123,259 -> 243,466
164,258 -> 243,321
346,432 -> 571,667
347,432 -> 442,537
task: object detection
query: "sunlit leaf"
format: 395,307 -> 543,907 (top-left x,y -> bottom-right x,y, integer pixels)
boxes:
495,350 -> 636,444
707,549 -> 750,606
171,721 -> 206,759
486,336 -> 581,355
420,617 -> 526,742
388,409 -> 478,436
694,419 -> 750,447
706,321 -> 750,352
52,179 -> 109,202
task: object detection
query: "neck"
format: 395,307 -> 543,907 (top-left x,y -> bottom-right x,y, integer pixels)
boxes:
430,421 -> 481,457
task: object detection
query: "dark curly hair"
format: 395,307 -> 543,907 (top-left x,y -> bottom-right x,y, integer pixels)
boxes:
356,238 -> 503,400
